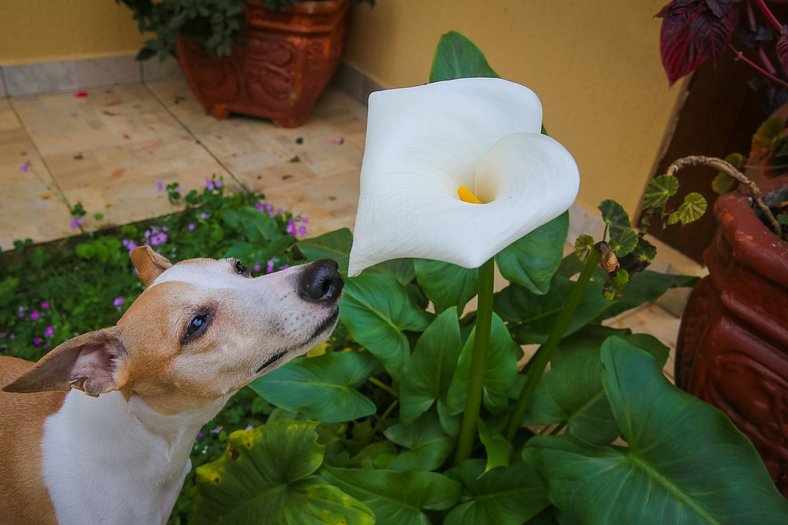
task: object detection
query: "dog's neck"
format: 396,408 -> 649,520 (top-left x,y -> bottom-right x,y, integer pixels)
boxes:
42,389 -> 226,525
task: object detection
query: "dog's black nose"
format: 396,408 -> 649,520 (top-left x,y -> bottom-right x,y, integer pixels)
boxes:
298,259 -> 343,303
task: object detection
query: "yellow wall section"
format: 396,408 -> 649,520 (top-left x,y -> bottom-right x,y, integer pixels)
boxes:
345,0 -> 684,213
0,0 -> 144,64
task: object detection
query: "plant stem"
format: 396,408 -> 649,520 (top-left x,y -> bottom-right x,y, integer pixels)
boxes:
665,155 -> 783,236
504,248 -> 601,441
368,376 -> 397,397
752,0 -> 783,32
453,258 -> 495,465
728,43 -> 788,88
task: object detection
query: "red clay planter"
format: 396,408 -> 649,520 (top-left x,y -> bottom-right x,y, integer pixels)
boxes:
676,174 -> 787,496
177,0 -> 351,127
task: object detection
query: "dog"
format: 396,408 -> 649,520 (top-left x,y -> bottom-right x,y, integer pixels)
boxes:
0,245 -> 343,524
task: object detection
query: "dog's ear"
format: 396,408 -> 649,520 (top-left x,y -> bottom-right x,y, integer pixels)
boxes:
131,245 -> 172,287
2,328 -> 127,397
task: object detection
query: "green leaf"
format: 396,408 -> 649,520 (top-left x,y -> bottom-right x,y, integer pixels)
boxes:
413,259 -> 478,313
400,308 -> 463,424
296,228 -> 352,276
494,276 -> 611,344
523,328 -> 668,444
444,459 -> 548,525
670,192 -> 707,225
322,467 -> 462,525
573,234 -> 595,261
193,419 -> 374,525
385,412 -> 453,472
602,270 -> 697,319
340,274 -> 433,380
642,175 -> 679,210
478,419 -> 512,473
496,212 -> 568,295
753,114 -> 785,148
249,351 -> 377,423
598,200 -> 637,257
446,313 -> 521,415
527,338 -> 788,524
365,258 -> 416,286
712,153 -> 743,195
429,31 -> 499,83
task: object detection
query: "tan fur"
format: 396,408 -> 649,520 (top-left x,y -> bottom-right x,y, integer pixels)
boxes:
0,356 -> 63,524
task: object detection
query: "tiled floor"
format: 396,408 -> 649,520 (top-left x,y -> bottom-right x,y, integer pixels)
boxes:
0,79 -> 683,379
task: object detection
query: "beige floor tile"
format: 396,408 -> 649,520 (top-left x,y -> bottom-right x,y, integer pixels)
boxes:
11,86 -> 185,156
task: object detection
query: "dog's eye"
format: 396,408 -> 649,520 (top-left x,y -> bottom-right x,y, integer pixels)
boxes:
234,259 -> 250,277
183,314 -> 209,344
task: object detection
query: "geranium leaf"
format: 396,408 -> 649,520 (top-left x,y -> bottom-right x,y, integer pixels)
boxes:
296,228 -> 352,276
193,420 -> 374,525
599,200 -> 638,257
339,274 -> 433,380
444,459 -> 548,525
527,337 -> 788,524
413,259 -> 478,313
429,31 -> 499,82
249,351 -> 377,423
322,467 -> 462,525
496,211 -> 568,295
753,115 -> 785,148
642,174 -> 679,209
673,191 -> 708,224
400,308 -> 463,424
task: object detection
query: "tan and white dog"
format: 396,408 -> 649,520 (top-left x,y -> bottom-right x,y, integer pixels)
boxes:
0,246 -> 343,525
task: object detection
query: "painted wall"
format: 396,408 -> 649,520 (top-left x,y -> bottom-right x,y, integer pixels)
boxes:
345,0 -> 684,214
0,0 -> 144,64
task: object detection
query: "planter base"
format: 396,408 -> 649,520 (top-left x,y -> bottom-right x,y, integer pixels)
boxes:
177,1 -> 350,127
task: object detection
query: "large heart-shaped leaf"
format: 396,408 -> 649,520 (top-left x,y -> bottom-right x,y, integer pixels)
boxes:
446,313 -> 521,415
193,419 -> 374,525
385,412 -> 453,472
400,308 -> 463,423
523,328 -> 668,444
322,467 -> 461,525
527,337 -> 788,524
249,351 -> 377,423
429,30 -> 499,82
296,228 -> 353,275
444,459 -> 548,525
365,258 -> 416,286
495,211 -> 568,295
340,274 -> 433,379
413,259 -> 478,314
601,270 -> 697,319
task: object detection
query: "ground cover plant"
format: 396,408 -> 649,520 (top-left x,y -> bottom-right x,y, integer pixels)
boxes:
2,32 -> 786,525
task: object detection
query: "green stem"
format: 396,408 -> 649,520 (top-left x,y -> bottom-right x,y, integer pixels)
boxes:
504,248 -> 601,441
368,376 -> 397,397
453,258 -> 495,465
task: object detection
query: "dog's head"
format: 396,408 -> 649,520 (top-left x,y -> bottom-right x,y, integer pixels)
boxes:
3,246 -> 343,414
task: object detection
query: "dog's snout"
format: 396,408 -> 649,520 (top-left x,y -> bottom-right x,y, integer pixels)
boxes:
298,259 -> 343,303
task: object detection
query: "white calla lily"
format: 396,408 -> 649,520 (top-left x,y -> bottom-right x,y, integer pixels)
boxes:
348,77 -> 580,276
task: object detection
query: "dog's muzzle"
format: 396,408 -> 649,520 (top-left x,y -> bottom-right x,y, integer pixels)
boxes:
297,259 -> 343,304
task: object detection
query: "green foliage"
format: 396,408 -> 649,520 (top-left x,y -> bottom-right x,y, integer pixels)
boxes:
429,31 -> 499,82
668,191 -> 708,225
712,152 -> 744,195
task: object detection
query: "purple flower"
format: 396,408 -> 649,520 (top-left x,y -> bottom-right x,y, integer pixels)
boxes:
113,297 -> 125,308
155,180 -> 164,192
279,264 -> 289,271
286,220 -> 297,236
149,232 -> 168,246
300,216 -> 309,223
29,310 -> 41,321
40,301 -> 50,310
245,424 -> 254,431
253,262 -> 261,274
298,225 -> 308,236
214,179 -> 223,189
122,239 -> 138,253
266,259 -> 275,274
33,337 -> 43,347
205,177 -> 215,191
17,312 -> 25,319
211,425 -> 222,435
45,326 -> 55,338
20,160 -> 31,173
196,431 -> 205,439
187,223 -> 196,231
69,218 -> 84,229
200,212 -> 209,220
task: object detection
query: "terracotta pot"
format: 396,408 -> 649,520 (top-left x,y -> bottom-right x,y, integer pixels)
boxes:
176,0 -> 351,127
676,174 -> 788,495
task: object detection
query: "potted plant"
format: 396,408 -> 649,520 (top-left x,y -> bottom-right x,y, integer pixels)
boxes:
118,0 -> 375,127
656,0 -> 788,494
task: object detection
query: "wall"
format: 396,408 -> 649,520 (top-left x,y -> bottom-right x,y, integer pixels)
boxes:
345,0 -> 684,214
0,0 -> 144,64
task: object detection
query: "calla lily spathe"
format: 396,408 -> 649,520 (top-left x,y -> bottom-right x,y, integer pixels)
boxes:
347,77 -> 580,276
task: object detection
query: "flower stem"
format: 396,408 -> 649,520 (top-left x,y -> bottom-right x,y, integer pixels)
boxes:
453,258 -> 495,465
728,43 -> 788,89
752,0 -> 783,32
504,248 -> 601,441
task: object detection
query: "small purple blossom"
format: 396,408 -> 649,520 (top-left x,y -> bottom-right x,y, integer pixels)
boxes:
155,180 -> 164,192
29,310 -> 41,321
211,425 -> 222,435
69,218 -> 84,229
149,232 -> 168,246
205,177 -> 215,191
40,301 -> 50,310
113,297 -> 125,308
214,179 -> 223,189
200,212 -> 209,220
286,220 -> 297,236
187,223 -> 196,231
196,431 -> 205,439
17,312 -> 25,319
122,239 -> 138,253
300,216 -> 309,223
279,264 -> 289,271
245,425 -> 254,431
266,259 -> 275,274
20,160 -> 31,173
298,225 -> 308,236
253,262 -> 261,274
33,337 -> 43,347
45,326 -> 55,338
